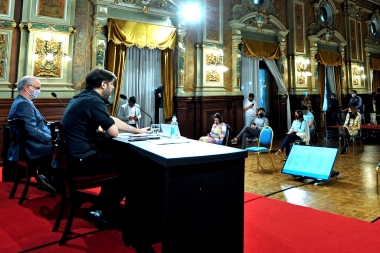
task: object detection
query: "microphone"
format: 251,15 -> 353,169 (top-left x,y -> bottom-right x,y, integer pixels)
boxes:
120,94 -> 153,125
51,92 -> 67,107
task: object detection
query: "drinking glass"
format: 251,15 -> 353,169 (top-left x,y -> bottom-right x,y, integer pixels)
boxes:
151,124 -> 160,136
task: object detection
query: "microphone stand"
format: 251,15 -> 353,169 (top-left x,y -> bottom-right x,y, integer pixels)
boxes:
134,104 -> 153,126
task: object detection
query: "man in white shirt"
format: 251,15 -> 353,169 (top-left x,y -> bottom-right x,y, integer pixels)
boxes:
243,93 -> 257,126
117,96 -> 142,128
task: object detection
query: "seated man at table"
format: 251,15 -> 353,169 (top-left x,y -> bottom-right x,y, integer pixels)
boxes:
62,69 -> 152,252
232,108 -> 269,149
8,75 -> 57,194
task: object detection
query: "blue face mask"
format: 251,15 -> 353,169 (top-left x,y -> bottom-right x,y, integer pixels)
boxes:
26,86 -> 41,100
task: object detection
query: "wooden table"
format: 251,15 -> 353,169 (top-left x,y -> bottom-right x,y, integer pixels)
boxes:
113,138 -> 247,253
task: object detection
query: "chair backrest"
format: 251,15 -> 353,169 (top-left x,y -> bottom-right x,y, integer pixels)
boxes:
258,126 -> 273,150
49,122 -> 68,173
221,124 -> 233,146
6,117 -> 27,162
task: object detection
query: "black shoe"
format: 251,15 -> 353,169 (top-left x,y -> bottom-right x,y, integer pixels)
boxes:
132,244 -> 156,253
35,174 -> 57,194
340,147 -> 346,154
84,210 -> 116,229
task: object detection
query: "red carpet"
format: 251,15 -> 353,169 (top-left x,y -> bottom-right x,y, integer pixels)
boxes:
1,167 -> 380,252
244,197 -> 380,253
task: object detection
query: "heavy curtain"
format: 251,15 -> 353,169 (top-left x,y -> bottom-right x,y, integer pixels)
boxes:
107,43 -> 127,116
107,18 -> 177,118
242,39 -> 281,59
316,50 -> 342,109
161,48 -> 175,123
370,57 -> 380,92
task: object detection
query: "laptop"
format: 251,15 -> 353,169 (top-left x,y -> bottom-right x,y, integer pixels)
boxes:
160,124 -> 181,138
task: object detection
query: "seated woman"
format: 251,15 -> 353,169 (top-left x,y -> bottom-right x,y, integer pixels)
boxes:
232,107 -> 269,149
275,110 -> 307,159
199,112 -> 226,144
339,106 -> 361,154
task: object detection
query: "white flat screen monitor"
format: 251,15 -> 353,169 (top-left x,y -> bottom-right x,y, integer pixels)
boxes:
281,145 -> 338,181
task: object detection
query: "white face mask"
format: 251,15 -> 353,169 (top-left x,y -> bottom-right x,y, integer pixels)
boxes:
26,86 -> 41,100
351,94 -> 356,97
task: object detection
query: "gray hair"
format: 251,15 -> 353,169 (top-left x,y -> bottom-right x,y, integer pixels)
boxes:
17,76 -> 37,90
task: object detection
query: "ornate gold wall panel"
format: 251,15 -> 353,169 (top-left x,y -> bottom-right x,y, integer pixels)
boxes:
0,0 -> 15,97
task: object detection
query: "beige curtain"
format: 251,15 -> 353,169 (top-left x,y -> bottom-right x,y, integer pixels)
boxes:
334,66 -> 342,107
161,49 -> 175,123
107,18 -> 177,118
107,42 -> 127,116
316,50 -> 342,67
242,39 -> 281,59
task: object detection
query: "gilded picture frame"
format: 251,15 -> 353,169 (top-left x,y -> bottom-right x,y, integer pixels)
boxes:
37,0 -> 66,19
0,0 -> 15,20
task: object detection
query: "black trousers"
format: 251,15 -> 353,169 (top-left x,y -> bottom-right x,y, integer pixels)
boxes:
67,148 -> 126,218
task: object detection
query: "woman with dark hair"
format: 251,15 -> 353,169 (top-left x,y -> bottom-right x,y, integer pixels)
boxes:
275,110 -> 307,159
199,112 -> 227,144
339,106 -> 361,154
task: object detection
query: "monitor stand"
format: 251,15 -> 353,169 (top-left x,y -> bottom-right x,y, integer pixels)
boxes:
292,170 -> 340,186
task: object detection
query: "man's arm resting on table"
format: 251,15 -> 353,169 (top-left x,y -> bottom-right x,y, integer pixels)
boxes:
111,116 -> 149,134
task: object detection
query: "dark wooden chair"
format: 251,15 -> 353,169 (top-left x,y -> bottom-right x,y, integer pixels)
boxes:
7,118 -> 41,204
49,122 -> 119,245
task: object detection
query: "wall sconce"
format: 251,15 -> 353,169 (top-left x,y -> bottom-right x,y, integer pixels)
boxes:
33,36 -> 71,78
205,51 -> 228,82
296,58 -> 312,84
353,66 -> 366,85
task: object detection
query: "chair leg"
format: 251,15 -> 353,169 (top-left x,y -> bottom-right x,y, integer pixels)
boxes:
268,151 -> 275,172
256,153 -> 260,173
53,181 -> 67,232
9,164 -> 21,199
18,166 -> 33,204
59,185 -> 76,245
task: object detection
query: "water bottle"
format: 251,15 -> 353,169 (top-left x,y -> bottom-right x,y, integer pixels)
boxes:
170,115 -> 178,139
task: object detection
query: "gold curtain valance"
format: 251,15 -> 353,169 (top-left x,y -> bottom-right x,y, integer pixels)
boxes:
108,19 -> 177,50
242,39 -> 281,60
316,50 -> 342,66
370,57 -> 380,71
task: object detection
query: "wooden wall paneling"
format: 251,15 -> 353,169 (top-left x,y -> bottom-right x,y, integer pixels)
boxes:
175,96 -> 243,141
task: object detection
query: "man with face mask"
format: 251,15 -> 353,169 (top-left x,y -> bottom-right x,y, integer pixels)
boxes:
7,76 -> 57,194
344,90 -> 363,113
62,69 -> 153,253
328,93 -> 341,125
232,108 -> 269,149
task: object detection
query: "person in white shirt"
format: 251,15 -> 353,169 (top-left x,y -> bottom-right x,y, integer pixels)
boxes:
117,96 -> 142,128
243,93 -> 257,126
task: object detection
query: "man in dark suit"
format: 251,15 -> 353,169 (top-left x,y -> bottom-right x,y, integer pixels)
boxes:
7,76 -> 57,194
328,93 -> 341,125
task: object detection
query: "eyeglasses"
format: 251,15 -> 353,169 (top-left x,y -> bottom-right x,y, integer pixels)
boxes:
29,85 -> 41,90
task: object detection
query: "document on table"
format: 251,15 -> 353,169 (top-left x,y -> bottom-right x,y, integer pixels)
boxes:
118,133 -> 153,138
147,137 -> 190,145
